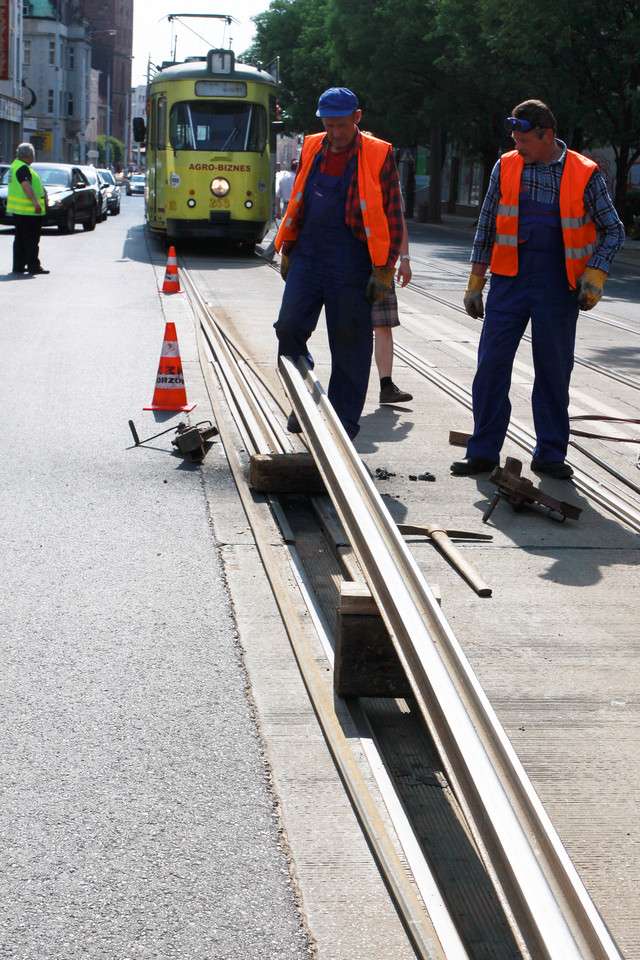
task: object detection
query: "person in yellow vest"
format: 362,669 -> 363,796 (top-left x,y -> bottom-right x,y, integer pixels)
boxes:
274,87 -> 403,440
451,99 -> 624,479
7,142 -> 49,276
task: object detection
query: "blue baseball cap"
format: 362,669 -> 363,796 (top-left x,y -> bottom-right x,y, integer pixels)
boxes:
316,87 -> 359,118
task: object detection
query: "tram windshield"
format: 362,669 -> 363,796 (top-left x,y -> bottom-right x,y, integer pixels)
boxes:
169,101 -> 267,153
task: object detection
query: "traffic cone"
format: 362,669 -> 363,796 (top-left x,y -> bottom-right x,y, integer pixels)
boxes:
144,321 -> 196,411
161,246 -> 181,293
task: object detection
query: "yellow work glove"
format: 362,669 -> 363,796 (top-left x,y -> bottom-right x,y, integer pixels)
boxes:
463,273 -> 486,319
366,265 -> 395,305
575,267 -> 607,311
280,242 -> 294,281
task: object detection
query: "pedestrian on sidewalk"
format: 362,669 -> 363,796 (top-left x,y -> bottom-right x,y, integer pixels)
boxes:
276,158 -> 298,219
262,160 -> 299,261
7,142 -> 49,276
273,87 -> 403,439
452,99 -> 624,479
375,214 -> 413,404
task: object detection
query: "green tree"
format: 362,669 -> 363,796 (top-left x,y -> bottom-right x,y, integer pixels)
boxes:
442,0 -> 640,220
247,0 -> 640,221
97,135 -> 124,167
245,0 -> 336,133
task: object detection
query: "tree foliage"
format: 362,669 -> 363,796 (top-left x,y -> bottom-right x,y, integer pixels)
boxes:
247,0 -> 640,220
97,135 -> 124,167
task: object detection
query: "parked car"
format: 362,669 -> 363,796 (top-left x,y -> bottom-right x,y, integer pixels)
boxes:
0,163 -> 98,232
96,168 -> 121,215
126,173 -> 146,196
79,165 -> 109,222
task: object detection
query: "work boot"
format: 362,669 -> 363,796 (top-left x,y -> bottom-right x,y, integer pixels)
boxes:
450,456 -> 498,476
286,411 -> 302,433
531,459 -> 573,479
379,381 -> 413,404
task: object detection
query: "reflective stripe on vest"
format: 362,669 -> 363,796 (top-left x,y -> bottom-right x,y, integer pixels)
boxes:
275,131 -> 391,266
490,149 -> 598,289
6,158 -> 46,216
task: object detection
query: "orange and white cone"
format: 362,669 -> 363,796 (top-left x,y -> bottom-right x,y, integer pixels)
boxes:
161,246 -> 181,293
144,321 -> 196,411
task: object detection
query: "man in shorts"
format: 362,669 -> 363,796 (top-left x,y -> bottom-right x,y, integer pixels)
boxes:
374,216 -> 412,403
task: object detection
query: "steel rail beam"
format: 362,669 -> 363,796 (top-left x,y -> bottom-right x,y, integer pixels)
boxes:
279,355 -> 624,960
193,326 -> 449,960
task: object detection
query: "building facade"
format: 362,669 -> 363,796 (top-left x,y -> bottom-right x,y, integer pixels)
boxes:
0,0 -> 23,161
82,0 -> 133,160
22,0 -> 92,162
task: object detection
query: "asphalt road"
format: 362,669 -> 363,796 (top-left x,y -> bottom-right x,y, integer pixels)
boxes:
0,198 -> 310,960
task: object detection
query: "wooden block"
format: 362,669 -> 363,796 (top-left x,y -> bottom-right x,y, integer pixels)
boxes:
249,452 -> 325,493
449,430 -> 471,448
335,581 -> 412,698
339,581 -> 378,616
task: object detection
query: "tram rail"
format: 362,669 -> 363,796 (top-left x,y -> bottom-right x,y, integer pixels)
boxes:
178,259 -> 627,960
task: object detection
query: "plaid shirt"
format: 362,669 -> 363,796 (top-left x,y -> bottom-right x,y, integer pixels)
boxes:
292,128 -> 404,268
471,140 -> 625,273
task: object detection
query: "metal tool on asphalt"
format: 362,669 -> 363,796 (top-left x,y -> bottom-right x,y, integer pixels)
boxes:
171,421 -> 218,461
128,419 -> 218,460
397,523 -> 493,597
483,457 -> 582,524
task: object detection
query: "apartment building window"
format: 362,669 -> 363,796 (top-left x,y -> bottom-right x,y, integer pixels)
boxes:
48,89 -> 54,113
69,45 -> 75,69
68,93 -> 74,116
23,40 -> 31,65
49,41 -> 55,65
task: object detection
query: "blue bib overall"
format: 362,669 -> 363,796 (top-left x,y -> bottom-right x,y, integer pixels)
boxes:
468,191 -> 579,463
274,151 -> 373,439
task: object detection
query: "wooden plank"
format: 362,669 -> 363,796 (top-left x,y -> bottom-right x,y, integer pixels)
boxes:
249,452 -> 326,493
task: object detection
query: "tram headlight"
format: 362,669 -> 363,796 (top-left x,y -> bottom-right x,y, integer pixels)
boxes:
210,177 -> 230,197
187,198 -> 196,208
244,200 -> 253,209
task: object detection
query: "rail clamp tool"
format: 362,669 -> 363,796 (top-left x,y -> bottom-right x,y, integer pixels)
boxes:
483,457 -> 582,524
129,420 -> 218,461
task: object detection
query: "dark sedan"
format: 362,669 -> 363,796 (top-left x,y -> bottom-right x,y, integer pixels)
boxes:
0,163 -> 99,233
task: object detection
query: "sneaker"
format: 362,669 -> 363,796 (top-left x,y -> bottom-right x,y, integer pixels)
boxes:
286,411 -> 302,433
379,382 -> 413,404
531,459 -> 573,479
28,267 -> 50,275
450,456 -> 499,476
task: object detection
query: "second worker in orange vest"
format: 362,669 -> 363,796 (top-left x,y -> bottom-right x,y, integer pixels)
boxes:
451,99 -> 624,479
274,87 -> 403,440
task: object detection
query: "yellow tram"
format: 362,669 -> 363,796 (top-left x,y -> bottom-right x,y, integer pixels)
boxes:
134,49 -> 278,245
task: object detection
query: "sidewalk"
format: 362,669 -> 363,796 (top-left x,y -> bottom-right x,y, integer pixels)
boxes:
406,211 -> 640,268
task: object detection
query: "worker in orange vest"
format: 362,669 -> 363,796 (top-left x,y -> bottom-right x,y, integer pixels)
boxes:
274,87 -> 403,440
452,99 -> 624,479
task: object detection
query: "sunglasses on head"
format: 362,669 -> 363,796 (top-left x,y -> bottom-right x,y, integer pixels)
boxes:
503,117 -> 534,133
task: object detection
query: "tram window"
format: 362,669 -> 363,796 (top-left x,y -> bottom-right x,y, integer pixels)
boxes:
169,101 -> 267,153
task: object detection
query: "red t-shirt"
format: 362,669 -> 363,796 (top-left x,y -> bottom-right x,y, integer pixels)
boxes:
322,149 -> 350,177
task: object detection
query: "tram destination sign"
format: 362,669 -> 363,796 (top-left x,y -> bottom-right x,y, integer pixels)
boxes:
195,81 -> 247,98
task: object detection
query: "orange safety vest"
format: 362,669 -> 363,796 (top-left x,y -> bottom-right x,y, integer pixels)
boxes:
491,149 -> 598,289
275,131 -> 391,266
